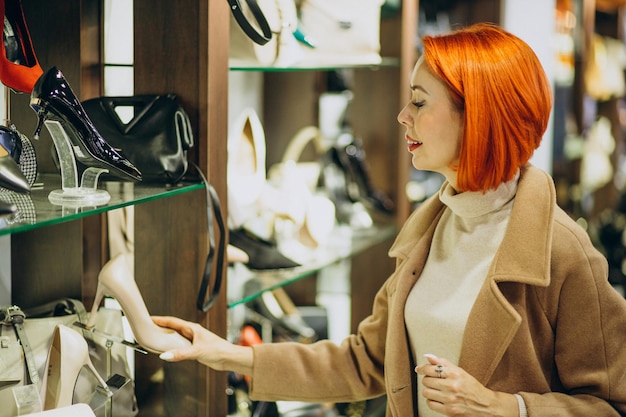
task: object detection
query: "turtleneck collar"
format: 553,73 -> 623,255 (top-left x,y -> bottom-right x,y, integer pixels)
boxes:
438,171 -> 520,219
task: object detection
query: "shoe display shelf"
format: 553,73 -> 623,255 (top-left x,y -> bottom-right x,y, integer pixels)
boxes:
229,57 -> 401,73
227,221 -> 397,309
0,174 -> 204,236
2,0 -> 431,415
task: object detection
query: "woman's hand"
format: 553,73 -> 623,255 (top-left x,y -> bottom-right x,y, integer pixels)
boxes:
414,354 -> 519,417
152,316 -> 254,376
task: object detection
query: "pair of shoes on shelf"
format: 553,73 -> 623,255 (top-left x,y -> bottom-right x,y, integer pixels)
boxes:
229,227 -> 300,270
40,324 -> 112,410
0,0 -> 43,93
86,253 -> 191,354
30,66 -> 142,182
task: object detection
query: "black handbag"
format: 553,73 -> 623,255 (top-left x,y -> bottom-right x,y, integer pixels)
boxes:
82,94 -> 194,183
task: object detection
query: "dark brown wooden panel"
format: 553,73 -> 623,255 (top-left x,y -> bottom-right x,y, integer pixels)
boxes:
11,221 -> 83,308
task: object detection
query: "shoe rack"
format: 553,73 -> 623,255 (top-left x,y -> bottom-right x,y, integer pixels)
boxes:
1,1 -> 499,417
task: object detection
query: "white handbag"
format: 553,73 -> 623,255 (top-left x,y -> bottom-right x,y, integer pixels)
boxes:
297,0 -> 385,66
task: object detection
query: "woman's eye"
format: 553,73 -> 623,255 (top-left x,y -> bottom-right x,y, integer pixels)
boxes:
412,100 -> 425,108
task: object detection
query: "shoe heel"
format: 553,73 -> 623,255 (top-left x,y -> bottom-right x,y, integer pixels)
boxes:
86,283 -> 105,329
85,357 -> 111,397
41,325 -> 111,410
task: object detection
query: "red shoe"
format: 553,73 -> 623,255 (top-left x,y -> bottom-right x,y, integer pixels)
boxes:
0,0 -> 43,93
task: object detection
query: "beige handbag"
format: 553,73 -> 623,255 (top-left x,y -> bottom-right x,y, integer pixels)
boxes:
268,126 -> 336,251
0,300 -> 137,417
268,126 -> 325,193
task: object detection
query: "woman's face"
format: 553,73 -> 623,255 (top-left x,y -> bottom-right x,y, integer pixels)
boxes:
397,57 -> 464,187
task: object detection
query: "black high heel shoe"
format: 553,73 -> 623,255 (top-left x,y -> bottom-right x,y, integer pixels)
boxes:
340,135 -> 395,215
30,67 -> 142,182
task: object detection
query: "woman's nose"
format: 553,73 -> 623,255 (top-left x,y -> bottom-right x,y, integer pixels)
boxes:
397,105 -> 411,126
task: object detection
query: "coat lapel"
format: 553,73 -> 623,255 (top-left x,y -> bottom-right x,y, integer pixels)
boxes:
459,165 -> 555,383
386,197 -> 445,417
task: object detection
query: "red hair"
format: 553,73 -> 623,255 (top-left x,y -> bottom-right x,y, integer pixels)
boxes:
422,23 -> 553,192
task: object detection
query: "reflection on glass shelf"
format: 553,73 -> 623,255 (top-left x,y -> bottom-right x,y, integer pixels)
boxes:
229,57 -> 401,72
227,222 -> 397,308
0,174 -> 204,236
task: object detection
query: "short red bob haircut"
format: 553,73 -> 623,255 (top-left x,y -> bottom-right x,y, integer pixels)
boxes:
422,23 -> 553,193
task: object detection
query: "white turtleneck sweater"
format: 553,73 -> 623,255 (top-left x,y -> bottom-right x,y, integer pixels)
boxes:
404,173 -> 519,417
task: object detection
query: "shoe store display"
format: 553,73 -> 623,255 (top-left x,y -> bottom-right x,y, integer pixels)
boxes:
0,3 -> 418,416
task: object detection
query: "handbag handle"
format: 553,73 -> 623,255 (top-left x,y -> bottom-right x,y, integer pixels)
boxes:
227,0 -> 272,46
281,126 -> 324,163
193,163 -> 226,312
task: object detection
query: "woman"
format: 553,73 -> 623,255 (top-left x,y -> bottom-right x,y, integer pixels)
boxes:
155,23 -> 626,416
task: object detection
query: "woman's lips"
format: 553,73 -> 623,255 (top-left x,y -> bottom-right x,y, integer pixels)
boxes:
406,136 -> 422,152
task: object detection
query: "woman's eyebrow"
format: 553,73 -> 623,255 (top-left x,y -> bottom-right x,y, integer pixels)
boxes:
410,85 -> 428,94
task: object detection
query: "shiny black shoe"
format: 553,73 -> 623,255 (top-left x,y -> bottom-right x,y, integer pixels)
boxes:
337,134 -> 395,215
30,67 -> 142,182
229,227 -> 300,270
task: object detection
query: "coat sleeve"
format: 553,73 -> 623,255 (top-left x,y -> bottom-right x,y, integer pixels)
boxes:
520,216 -> 626,416
248,274 -> 395,403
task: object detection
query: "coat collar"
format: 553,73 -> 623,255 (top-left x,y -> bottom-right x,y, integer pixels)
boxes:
389,164 -> 554,288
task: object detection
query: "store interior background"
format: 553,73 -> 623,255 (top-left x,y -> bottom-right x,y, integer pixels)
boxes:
1,0 -> 626,415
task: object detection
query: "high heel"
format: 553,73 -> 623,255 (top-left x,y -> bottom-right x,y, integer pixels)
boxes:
30,67 -> 142,182
338,134 -> 395,214
40,324 -> 111,410
0,0 -> 43,93
86,253 -> 191,354
227,108 -> 268,230
0,141 -> 29,192
229,227 -> 300,270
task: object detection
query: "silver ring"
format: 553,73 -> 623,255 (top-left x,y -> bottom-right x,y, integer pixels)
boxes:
435,364 -> 444,378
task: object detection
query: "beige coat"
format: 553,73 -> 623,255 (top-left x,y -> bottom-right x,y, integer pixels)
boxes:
250,165 -> 626,416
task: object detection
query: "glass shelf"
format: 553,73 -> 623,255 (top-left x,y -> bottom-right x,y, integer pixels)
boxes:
0,173 -> 205,236
229,57 -> 401,72
227,222 -> 397,308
